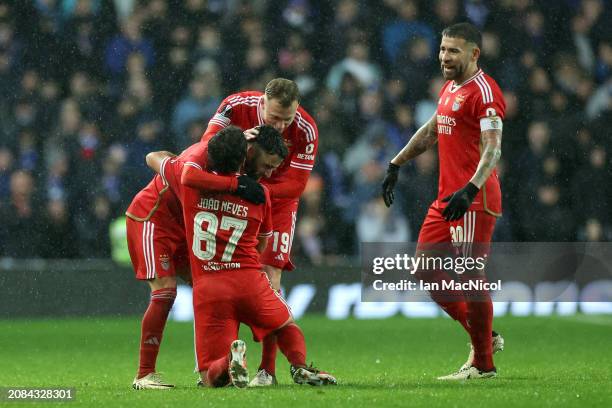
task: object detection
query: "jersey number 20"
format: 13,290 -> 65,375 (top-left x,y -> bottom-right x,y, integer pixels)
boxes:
193,211 -> 247,262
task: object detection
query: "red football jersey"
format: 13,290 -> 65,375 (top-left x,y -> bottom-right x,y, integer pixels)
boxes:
201,91 -> 318,208
125,141 -> 232,225
435,69 -> 505,216
160,157 -> 273,281
125,174 -> 182,224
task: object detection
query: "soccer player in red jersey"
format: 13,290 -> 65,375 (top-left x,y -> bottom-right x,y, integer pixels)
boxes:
152,125 -> 336,387
382,23 -> 505,380
127,134 -> 265,390
201,78 -> 318,385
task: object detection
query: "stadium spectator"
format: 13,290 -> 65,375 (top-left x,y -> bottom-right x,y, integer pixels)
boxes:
172,75 -> 221,148
0,170 -> 43,258
0,1 -> 609,262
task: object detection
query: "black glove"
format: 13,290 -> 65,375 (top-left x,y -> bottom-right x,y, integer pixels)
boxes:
441,182 -> 479,221
382,163 -> 400,207
235,175 -> 265,204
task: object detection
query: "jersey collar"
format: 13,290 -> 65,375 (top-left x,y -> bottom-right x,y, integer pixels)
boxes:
450,68 -> 483,93
257,96 -> 264,126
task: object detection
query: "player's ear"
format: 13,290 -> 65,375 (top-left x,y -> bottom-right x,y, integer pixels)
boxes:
471,45 -> 480,62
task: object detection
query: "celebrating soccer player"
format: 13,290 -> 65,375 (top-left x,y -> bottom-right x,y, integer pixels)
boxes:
382,22 -> 506,380
152,126 -> 336,388
201,78 -> 318,386
126,124 -> 265,390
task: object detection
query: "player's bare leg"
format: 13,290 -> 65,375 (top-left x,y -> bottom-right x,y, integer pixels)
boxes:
133,276 -> 177,389
250,264 -> 282,386
263,264 -> 282,291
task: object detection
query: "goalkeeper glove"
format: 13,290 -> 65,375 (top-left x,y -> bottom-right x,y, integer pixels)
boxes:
235,175 -> 265,204
382,163 -> 400,207
441,182 -> 479,221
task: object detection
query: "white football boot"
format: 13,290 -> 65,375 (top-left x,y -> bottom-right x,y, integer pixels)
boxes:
132,372 -> 174,389
228,340 -> 249,388
248,369 -> 278,387
437,366 -> 497,380
460,331 -> 505,371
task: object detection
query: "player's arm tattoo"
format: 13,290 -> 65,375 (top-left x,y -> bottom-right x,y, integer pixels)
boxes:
390,113 -> 438,166
470,129 -> 502,188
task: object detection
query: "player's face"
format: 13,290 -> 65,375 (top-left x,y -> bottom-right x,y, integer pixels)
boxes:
245,148 -> 283,179
262,96 -> 298,133
439,36 -> 479,82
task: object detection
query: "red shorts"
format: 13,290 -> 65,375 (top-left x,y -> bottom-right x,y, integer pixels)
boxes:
192,268 -> 292,371
126,217 -> 189,280
260,207 -> 297,271
417,203 -> 497,258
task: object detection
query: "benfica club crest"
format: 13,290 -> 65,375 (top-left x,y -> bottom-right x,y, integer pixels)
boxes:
159,254 -> 170,270
452,95 -> 465,111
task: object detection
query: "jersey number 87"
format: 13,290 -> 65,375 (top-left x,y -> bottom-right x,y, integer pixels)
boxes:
193,211 -> 247,262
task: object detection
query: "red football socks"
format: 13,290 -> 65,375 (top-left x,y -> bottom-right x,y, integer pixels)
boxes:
463,276 -> 494,371
206,354 -> 230,387
137,287 -> 176,379
417,268 -> 470,333
259,333 -> 278,375
439,301 -> 470,333
276,323 -> 306,367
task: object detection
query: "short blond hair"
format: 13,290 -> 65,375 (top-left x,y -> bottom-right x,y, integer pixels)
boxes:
264,78 -> 300,107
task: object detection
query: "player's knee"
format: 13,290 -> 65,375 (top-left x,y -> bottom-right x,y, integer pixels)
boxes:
148,276 -> 177,291
277,317 -> 295,330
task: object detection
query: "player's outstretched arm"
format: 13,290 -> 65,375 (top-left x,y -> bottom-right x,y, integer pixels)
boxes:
382,114 -> 438,207
182,167 -> 265,204
180,165 -> 237,192
146,151 -> 176,173
391,113 -> 438,166
441,127 -> 502,221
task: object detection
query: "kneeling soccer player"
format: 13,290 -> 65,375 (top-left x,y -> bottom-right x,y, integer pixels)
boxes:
151,125 -> 337,387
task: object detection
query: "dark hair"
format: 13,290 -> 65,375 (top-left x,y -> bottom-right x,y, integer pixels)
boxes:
442,22 -> 482,49
253,125 -> 288,160
207,125 -> 247,173
264,78 -> 300,107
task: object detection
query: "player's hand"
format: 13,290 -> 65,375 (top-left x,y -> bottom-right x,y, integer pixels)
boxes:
441,182 -> 479,221
243,127 -> 260,141
235,175 -> 266,204
382,163 -> 400,207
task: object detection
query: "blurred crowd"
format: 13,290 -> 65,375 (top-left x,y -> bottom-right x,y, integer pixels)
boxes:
0,0 -> 610,262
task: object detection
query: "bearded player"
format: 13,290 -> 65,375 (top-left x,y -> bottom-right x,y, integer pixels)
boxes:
151,126 -> 336,387
382,23 -> 505,380
201,78 -> 317,386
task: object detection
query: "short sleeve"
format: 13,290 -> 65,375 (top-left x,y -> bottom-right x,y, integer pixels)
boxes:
289,112 -> 318,173
160,157 -> 184,197
472,76 -> 506,120
201,95 -> 242,142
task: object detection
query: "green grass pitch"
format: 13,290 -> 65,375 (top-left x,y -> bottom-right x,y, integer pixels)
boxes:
1,315 -> 611,407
